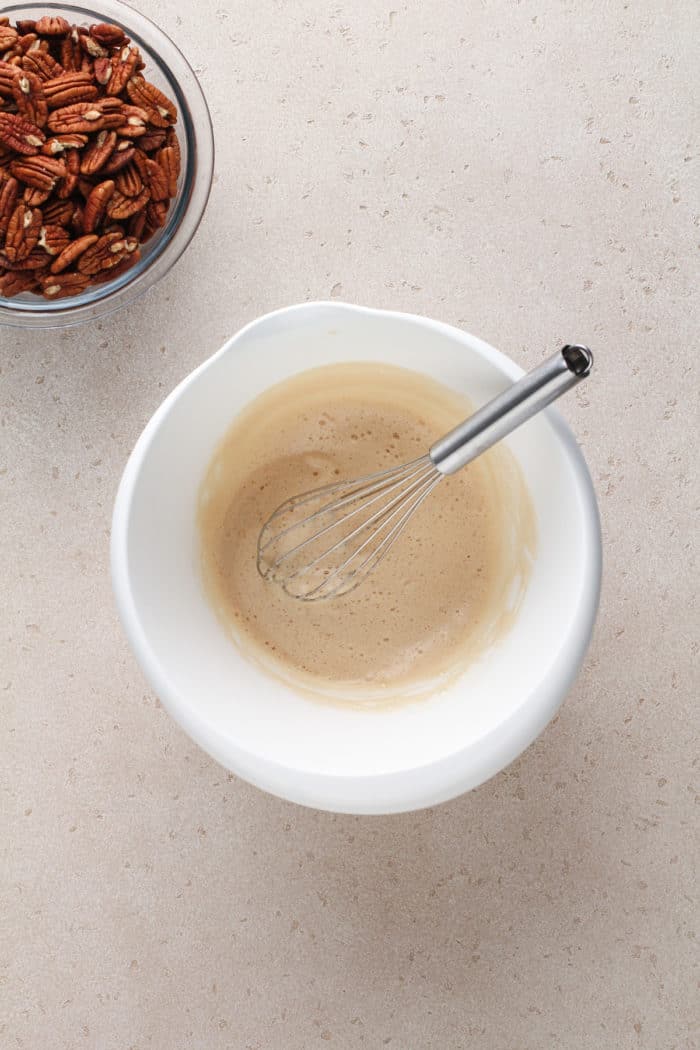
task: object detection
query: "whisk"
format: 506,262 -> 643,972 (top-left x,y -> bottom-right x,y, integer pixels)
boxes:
257,344 -> 593,601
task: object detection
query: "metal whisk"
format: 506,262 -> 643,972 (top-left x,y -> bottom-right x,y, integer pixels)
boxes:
257,344 -> 593,601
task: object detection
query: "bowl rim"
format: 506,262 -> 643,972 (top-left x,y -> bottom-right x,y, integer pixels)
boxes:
0,0 -> 214,329
111,301 -> 602,813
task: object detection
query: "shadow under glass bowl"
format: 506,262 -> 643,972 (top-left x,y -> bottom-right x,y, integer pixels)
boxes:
0,0 -> 214,329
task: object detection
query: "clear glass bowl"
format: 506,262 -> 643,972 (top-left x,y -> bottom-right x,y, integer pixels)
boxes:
0,0 -> 214,328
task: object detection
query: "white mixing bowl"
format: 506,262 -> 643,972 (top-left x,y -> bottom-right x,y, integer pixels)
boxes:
111,302 -> 601,813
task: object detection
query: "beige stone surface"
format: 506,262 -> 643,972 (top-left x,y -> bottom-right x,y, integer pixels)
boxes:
2,1 -> 697,1047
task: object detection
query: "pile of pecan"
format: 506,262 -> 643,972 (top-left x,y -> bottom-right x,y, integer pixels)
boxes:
0,15 -> 180,300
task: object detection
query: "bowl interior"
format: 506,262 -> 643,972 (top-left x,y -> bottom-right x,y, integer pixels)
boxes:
113,304 -> 600,810
0,1 -> 212,327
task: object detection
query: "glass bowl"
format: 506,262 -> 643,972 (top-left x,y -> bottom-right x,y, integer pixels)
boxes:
0,0 -> 214,328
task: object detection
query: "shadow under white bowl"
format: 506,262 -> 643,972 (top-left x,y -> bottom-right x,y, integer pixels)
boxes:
111,302 -> 601,814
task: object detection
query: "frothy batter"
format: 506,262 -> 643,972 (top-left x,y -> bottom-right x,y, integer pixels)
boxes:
198,363 -> 536,705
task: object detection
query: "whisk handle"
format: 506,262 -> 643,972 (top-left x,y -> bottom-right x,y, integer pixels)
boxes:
430,345 -> 593,475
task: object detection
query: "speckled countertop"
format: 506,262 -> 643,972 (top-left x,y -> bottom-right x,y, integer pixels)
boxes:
2,1 -> 697,1047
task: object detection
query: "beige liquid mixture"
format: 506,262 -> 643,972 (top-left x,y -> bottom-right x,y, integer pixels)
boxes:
198,363 -> 536,706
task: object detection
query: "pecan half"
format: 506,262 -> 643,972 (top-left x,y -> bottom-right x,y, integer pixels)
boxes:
49,232 -> 97,272
59,29 -> 83,72
0,26 -> 19,51
42,197 -> 73,225
48,101 -> 125,134
42,133 -> 88,155
115,162 -> 142,198
34,17 -> 71,37
4,202 -> 42,261
127,209 -> 146,241
76,230 -> 128,274
91,243 -> 140,284
10,154 -> 65,191
83,178 -> 114,232
80,129 -> 116,174
21,49 -> 63,81
23,185 -> 52,206
118,105 -> 149,138
106,185 -> 149,220
40,270 -> 90,298
93,57 -> 111,86
101,140 -> 134,174
126,76 -> 176,126
0,246 -> 50,271
0,60 -> 20,98
57,148 -> 80,198
106,45 -> 141,96
140,155 -> 169,201
143,199 -> 169,240
0,270 -> 38,295
138,127 -> 166,153
0,112 -> 45,155
90,23 -> 128,48
165,127 -> 181,167
12,71 -> 48,127
37,222 -> 71,256
155,146 -> 179,197
15,32 -> 38,55
0,175 -> 18,233
44,72 -> 99,109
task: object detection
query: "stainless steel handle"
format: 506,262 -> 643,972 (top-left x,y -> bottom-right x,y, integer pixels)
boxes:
430,344 -> 593,475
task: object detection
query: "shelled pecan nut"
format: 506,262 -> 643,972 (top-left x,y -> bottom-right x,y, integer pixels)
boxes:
47,100 -> 124,133
114,162 -> 142,198
101,140 -> 134,174
42,197 -> 73,225
0,270 -> 38,294
37,222 -> 70,255
0,61 -> 21,98
106,185 -> 149,220
49,231 -> 97,272
21,49 -> 63,81
0,112 -> 46,155
0,27 -> 19,51
42,132 -> 88,155
10,153 -> 65,191
12,71 -> 48,127
23,185 -> 52,206
126,76 -> 176,127
34,17 -> 71,37
40,269 -> 90,297
106,45 -> 141,96
43,71 -> 98,108
0,176 -> 19,233
90,23 -> 128,49
57,148 -> 80,198
4,202 -> 42,261
83,178 -> 115,232
79,129 -> 116,174
156,146 -> 179,198
0,246 -> 51,270
76,229 -> 128,273
91,243 -> 139,283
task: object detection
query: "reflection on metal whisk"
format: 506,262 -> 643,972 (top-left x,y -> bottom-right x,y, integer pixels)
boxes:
257,345 -> 593,601
257,455 -> 443,600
